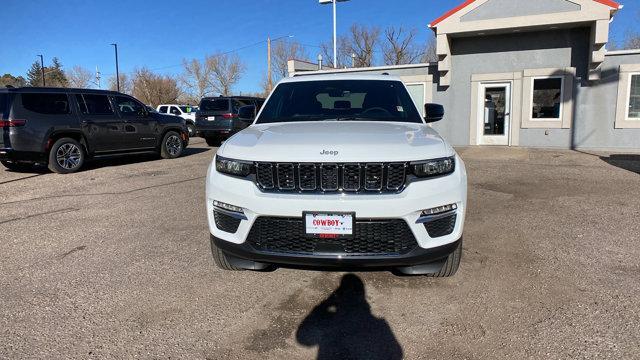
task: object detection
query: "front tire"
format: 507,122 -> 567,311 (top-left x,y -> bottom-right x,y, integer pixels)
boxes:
426,239 -> 462,278
211,242 -> 244,271
160,131 -> 184,159
47,138 -> 85,174
1,160 -> 33,172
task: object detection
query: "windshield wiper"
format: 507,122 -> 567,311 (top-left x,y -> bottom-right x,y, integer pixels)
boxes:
335,116 -> 379,122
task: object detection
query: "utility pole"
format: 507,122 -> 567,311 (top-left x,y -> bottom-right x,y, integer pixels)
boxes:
111,43 -> 120,92
266,35 -> 293,93
267,36 -> 272,92
38,55 -> 46,86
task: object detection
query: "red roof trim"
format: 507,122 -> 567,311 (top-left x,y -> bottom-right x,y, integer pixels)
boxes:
429,0 -> 476,27
593,0 -> 622,9
429,0 -> 622,28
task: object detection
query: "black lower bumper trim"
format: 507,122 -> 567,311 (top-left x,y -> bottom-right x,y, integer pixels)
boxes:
0,149 -> 46,163
211,234 -> 461,271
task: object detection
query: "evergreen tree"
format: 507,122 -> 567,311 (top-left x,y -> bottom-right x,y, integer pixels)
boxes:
26,61 -> 44,86
25,57 -> 69,87
47,57 -> 68,87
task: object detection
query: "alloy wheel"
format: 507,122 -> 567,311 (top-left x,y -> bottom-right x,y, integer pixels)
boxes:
166,135 -> 182,156
55,143 -> 81,170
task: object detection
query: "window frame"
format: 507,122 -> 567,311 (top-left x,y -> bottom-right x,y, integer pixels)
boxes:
625,72 -> 640,121
614,64 -> 640,129
529,76 -> 564,122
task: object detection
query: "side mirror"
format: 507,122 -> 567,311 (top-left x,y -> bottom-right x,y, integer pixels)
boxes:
424,103 -> 445,123
238,105 -> 256,121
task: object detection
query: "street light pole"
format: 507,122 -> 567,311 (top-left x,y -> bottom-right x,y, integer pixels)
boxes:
319,0 -> 349,68
37,55 -> 45,86
267,36 -> 272,92
332,0 -> 337,68
110,43 -> 120,92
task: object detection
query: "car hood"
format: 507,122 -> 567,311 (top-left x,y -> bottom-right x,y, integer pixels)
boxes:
218,121 -> 453,162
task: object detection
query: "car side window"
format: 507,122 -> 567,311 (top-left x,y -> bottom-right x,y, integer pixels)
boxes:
159,106 -> 168,113
170,106 -> 181,115
77,94 -> 114,115
114,96 -> 145,116
21,93 -> 71,115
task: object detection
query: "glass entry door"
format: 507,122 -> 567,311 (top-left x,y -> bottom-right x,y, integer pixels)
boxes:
477,82 -> 511,145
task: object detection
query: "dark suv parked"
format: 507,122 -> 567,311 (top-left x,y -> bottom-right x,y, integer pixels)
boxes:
0,87 -> 189,174
195,96 -> 264,146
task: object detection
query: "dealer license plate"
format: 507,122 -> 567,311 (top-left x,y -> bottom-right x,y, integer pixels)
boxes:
304,212 -> 354,238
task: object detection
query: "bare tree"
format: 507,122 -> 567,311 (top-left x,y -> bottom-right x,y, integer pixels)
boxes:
624,31 -> 640,50
130,67 -> 180,107
272,41 -> 308,80
207,53 -> 246,96
382,26 -> 422,65
344,24 -> 380,67
108,73 -> 133,94
66,66 -> 93,88
179,56 -> 215,102
421,33 -> 438,63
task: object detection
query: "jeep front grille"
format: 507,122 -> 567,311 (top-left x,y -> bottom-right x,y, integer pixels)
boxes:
254,162 -> 408,193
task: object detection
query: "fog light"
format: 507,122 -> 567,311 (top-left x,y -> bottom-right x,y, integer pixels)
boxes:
213,200 -> 244,214
421,203 -> 457,216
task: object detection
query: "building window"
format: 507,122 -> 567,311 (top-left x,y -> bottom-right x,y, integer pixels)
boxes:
628,73 -> 640,120
531,77 -> 563,120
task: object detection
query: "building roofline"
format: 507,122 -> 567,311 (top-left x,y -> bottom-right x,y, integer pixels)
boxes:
292,62 -> 434,77
605,48 -> 640,56
428,0 -> 623,28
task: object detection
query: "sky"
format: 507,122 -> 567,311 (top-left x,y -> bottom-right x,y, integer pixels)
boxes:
1,0 -> 639,95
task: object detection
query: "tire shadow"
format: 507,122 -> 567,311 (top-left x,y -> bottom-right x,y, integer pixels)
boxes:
296,274 -> 403,360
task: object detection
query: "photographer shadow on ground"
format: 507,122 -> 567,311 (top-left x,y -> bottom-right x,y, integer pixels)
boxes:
296,274 -> 403,360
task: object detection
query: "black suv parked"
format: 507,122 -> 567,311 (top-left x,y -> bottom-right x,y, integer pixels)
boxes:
0,87 -> 188,174
195,96 -> 264,146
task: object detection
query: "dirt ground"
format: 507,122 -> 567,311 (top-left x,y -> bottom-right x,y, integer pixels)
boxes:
1,139 -> 639,359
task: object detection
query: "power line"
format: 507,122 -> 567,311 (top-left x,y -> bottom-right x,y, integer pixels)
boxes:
101,39 -> 269,77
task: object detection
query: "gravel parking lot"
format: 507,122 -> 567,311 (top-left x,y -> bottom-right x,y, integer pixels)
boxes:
1,139 -> 639,359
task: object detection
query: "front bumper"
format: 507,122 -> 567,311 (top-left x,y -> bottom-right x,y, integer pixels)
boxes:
212,233 -> 461,272
205,155 -> 467,268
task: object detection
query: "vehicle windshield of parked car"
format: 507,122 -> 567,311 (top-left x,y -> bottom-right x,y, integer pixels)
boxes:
200,99 -> 229,112
256,80 -> 423,124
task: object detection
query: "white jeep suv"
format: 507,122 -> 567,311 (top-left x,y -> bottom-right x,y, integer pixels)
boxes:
205,74 -> 467,277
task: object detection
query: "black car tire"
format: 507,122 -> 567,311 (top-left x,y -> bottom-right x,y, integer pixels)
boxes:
160,131 -> 184,159
47,138 -> 85,174
186,123 -> 196,138
205,136 -> 221,147
1,160 -> 33,172
426,238 -> 462,278
211,242 -> 244,271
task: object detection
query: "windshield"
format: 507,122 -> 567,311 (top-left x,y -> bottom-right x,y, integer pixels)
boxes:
256,79 -> 423,124
179,106 -> 192,113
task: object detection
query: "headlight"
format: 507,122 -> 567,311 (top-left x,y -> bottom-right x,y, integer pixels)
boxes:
411,156 -> 455,178
215,156 -> 253,177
